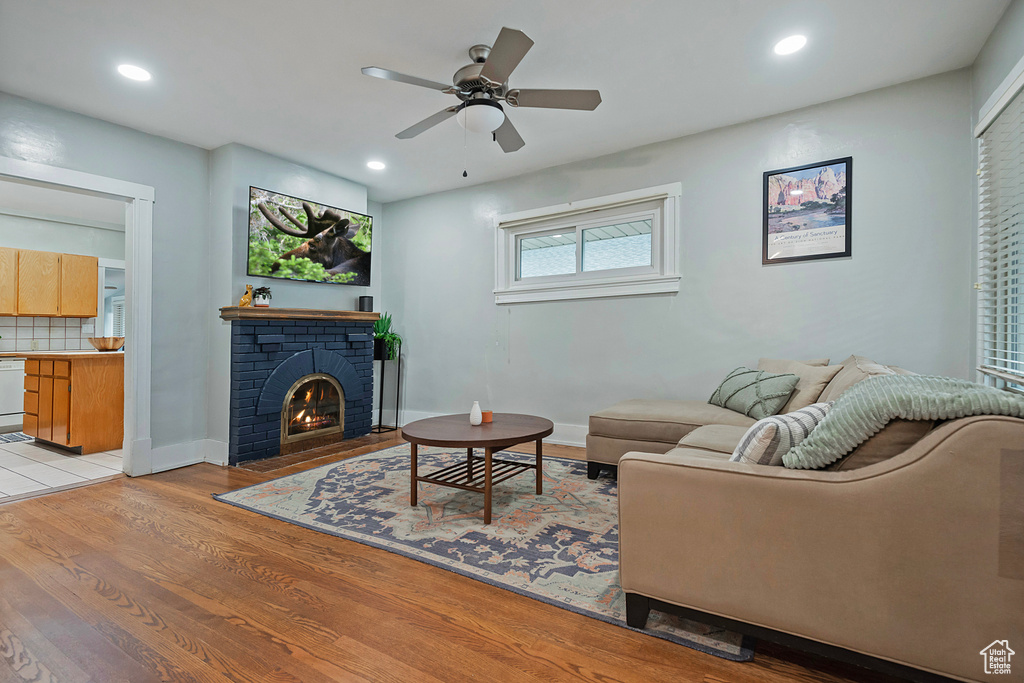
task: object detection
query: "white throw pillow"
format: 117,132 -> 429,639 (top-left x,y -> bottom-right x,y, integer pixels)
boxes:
730,402 -> 833,466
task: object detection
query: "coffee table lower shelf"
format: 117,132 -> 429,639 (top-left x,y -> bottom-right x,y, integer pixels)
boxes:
410,444 -> 544,524
418,454 -> 535,492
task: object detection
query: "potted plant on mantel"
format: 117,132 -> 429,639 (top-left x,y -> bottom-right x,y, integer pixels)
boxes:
252,286 -> 272,307
373,312 -> 402,361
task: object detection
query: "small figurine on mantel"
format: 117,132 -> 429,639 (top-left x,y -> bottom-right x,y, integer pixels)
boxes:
238,284 -> 253,307
253,286 -> 272,307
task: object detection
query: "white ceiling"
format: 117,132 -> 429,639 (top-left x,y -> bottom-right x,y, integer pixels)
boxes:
0,0 -> 1010,203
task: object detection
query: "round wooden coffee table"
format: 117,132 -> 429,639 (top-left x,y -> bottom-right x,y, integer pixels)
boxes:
401,413 -> 554,524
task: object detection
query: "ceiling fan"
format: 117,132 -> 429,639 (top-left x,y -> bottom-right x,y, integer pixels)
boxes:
361,27 -> 601,153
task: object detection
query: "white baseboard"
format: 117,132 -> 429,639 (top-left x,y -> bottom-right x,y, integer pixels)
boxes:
202,439 -> 229,466
150,440 -> 203,473
127,437 -> 152,476
549,423 -> 587,448
145,439 -> 229,474
398,410 -> 587,448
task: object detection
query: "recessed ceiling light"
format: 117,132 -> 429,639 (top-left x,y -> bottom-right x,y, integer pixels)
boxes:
366,160 -> 386,170
773,35 -> 807,55
117,64 -> 151,81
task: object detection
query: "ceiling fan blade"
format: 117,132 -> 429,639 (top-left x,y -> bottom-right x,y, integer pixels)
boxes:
508,89 -> 602,110
362,66 -> 451,92
395,107 -> 458,139
493,116 -> 525,153
479,28 -> 534,85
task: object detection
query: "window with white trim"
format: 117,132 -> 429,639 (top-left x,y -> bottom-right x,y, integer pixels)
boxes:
978,86 -> 1024,391
494,183 -> 681,304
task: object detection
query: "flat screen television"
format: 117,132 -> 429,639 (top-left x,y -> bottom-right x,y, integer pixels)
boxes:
247,186 -> 372,286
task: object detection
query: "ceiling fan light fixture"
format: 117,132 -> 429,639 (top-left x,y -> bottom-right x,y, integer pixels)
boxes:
456,99 -> 505,134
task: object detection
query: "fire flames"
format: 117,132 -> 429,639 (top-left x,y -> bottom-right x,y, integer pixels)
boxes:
286,378 -> 341,435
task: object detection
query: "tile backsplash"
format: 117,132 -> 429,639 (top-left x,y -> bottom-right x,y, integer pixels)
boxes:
0,317 -> 97,352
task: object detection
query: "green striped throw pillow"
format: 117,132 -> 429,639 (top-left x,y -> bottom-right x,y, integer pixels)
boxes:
730,402 -> 833,466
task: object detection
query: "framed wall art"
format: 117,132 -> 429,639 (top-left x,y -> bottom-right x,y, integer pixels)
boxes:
763,157 -> 851,264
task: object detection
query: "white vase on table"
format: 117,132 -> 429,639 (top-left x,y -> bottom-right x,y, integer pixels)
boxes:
469,401 -> 482,425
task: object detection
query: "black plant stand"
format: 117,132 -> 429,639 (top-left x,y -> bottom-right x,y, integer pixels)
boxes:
371,339 -> 401,433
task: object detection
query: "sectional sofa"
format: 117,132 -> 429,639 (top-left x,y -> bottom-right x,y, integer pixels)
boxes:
587,355 -> 1024,682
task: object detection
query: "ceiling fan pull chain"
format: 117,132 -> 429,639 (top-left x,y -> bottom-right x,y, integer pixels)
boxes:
463,120 -> 469,178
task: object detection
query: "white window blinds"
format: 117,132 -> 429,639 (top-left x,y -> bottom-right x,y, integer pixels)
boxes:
978,86 -> 1024,389
112,297 -> 126,338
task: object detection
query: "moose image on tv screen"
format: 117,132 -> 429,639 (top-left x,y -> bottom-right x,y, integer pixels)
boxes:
247,187 -> 372,286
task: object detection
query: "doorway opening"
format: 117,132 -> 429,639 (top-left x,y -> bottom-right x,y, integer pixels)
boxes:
0,156 -> 154,502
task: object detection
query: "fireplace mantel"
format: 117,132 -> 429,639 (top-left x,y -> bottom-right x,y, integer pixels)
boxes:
219,306 -> 380,322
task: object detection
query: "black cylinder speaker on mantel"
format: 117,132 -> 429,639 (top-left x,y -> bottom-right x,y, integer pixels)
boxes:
358,296 -> 373,312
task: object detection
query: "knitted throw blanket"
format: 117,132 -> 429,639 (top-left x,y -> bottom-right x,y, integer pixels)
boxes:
783,374 -> 1024,469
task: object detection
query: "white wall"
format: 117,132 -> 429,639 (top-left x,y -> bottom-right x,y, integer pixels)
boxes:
380,70 -> 975,443
205,143 -> 373,449
0,213 -> 124,260
972,0 -> 1024,119
0,91 -> 210,453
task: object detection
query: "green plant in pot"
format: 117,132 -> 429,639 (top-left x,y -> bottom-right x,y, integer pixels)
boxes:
252,286 -> 272,307
373,312 -> 402,361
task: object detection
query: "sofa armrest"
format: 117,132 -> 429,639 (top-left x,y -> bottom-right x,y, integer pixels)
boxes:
617,416 -> 1024,681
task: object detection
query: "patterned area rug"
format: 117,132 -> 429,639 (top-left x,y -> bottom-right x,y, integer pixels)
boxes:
215,444 -> 754,661
0,432 -> 31,444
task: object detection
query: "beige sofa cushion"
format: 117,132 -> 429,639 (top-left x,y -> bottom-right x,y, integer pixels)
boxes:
589,399 -> 755,443
662,446 -> 733,461
586,434 -> 677,466
818,355 -> 896,403
827,419 -> 936,470
677,425 -> 749,454
757,358 -> 843,412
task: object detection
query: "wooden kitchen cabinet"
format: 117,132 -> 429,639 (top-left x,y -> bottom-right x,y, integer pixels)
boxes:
60,253 -> 99,317
0,247 -> 16,315
8,249 -> 98,317
22,354 -> 123,454
16,249 -> 61,316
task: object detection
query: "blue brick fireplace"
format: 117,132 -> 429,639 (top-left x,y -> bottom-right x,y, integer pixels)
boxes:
223,310 -> 376,465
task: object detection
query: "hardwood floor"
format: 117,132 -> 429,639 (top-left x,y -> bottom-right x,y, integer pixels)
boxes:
0,438 -> 903,683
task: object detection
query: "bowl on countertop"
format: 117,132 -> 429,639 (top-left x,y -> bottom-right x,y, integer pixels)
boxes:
88,337 -> 125,352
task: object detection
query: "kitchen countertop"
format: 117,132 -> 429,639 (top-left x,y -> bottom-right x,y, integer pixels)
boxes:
0,351 -> 125,359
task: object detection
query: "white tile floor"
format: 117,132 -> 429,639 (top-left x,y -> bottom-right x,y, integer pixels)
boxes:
0,439 -> 123,503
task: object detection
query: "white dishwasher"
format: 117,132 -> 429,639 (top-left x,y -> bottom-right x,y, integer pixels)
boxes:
0,358 -> 26,432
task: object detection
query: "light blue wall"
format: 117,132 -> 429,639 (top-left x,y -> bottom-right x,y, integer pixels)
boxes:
0,213 -> 124,260
205,143 -> 374,446
380,70 -> 975,438
0,91 -> 210,452
972,0 -> 1024,119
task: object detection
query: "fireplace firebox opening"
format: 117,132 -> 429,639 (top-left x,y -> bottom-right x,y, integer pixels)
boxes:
281,373 -> 344,447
